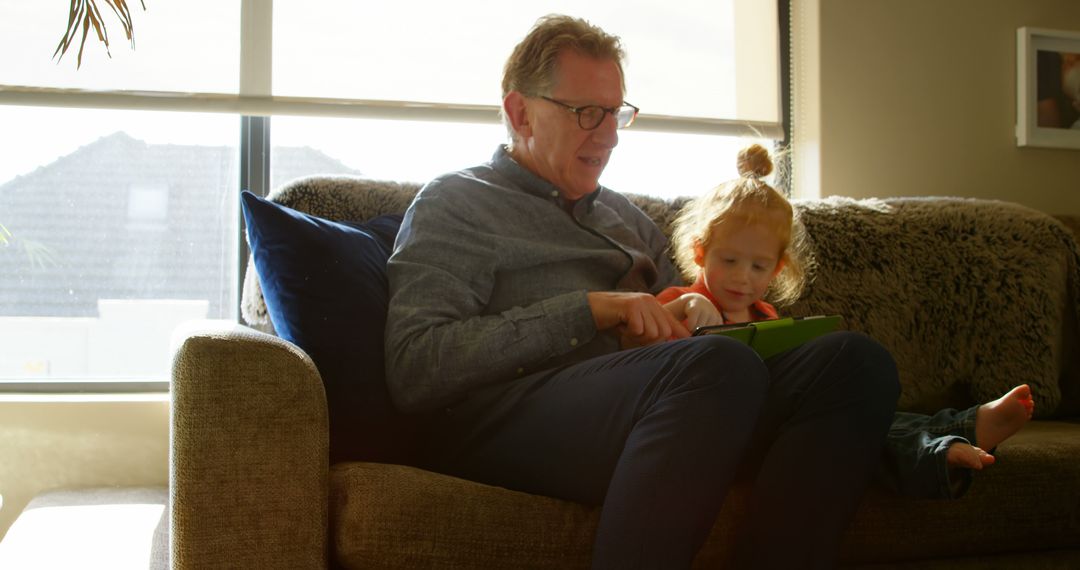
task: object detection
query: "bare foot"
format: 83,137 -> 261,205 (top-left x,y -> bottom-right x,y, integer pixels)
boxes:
946,442 -> 995,470
975,384 -> 1035,451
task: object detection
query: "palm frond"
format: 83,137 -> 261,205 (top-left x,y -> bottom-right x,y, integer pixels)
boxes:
0,225 -> 59,270
54,0 -> 147,69
20,239 -> 60,270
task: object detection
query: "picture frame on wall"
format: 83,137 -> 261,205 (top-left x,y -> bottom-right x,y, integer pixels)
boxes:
1017,27 -> 1080,149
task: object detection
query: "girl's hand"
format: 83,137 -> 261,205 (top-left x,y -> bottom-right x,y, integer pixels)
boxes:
679,293 -> 725,332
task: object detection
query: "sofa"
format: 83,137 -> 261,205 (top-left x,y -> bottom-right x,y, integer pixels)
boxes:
170,175 -> 1080,569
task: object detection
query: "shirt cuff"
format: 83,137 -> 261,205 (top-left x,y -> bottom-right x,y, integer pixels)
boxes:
537,289 -> 597,352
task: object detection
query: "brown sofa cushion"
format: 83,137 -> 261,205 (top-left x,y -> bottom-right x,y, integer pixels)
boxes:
328,420 -> 1080,569
837,420 -> 1080,564
329,462 -> 595,569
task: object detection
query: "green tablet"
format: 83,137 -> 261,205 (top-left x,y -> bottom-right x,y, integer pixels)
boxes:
692,315 -> 843,359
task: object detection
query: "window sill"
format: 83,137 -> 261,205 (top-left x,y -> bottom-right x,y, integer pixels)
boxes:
0,380 -> 169,400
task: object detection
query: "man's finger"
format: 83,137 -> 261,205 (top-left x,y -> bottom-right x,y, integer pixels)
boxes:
669,318 -> 690,339
624,307 -> 644,335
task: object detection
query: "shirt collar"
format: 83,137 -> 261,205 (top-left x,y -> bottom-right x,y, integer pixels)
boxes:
491,146 -> 604,211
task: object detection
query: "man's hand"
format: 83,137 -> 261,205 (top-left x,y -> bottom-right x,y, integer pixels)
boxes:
588,291 -> 690,348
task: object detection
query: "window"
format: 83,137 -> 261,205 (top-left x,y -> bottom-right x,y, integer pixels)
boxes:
0,0 -> 785,388
126,185 -> 169,228
269,0 -> 780,198
0,106 -> 239,386
0,0 -> 240,92
271,0 -> 776,122
271,117 -> 769,199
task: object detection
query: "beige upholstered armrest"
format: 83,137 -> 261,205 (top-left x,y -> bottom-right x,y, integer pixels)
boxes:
170,322 -> 329,569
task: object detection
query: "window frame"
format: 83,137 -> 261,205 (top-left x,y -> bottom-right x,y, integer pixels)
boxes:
0,0 -> 790,392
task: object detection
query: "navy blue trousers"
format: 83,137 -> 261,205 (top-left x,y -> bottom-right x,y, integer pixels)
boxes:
422,331 -> 899,569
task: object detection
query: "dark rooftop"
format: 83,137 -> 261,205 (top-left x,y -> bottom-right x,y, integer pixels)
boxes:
0,132 -> 361,317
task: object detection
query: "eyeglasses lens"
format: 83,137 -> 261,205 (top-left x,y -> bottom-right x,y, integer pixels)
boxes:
616,107 -> 637,129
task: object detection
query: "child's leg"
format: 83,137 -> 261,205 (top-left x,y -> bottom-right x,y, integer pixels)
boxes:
878,384 -> 1035,500
878,413 -> 975,499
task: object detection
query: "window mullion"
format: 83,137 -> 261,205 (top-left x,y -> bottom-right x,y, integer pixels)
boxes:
238,115 -> 270,323
237,0 -> 272,321
240,0 -> 273,98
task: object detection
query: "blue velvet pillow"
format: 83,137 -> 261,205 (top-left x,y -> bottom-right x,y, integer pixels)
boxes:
241,191 -> 421,464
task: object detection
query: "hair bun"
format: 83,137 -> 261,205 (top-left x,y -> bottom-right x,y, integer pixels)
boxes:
736,144 -> 773,178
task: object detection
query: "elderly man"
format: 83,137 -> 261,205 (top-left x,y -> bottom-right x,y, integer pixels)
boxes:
385,14 -> 899,569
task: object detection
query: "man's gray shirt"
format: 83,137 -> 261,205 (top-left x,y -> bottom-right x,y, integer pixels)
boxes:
385,146 -> 680,413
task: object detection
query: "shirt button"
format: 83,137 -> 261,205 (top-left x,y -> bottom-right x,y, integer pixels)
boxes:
550,190 -> 559,198
517,367 -> 524,375
570,337 -> 579,346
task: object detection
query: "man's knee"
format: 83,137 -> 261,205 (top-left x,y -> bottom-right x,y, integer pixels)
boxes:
647,337 -> 771,450
668,335 -> 770,397
824,330 -> 901,407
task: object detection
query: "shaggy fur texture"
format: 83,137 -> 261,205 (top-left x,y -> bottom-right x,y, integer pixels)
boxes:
243,179 -> 1080,417
783,196 -> 1080,417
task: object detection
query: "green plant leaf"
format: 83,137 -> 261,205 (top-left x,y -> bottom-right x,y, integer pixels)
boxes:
52,0 -> 81,60
54,0 -> 146,68
89,6 -> 106,46
21,239 -> 60,271
77,12 -> 90,68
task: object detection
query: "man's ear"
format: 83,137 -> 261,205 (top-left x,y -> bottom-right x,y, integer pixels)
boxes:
503,91 -> 532,138
693,240 -> 706,267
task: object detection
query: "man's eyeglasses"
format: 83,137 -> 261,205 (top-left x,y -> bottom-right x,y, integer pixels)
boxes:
539,96 -> 640,130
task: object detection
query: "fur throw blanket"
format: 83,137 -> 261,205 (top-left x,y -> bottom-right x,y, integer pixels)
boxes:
782,197 -> 1080,417
243,179 -> 1080,418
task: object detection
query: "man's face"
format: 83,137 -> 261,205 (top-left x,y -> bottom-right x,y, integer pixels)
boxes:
514,50 -> 623,202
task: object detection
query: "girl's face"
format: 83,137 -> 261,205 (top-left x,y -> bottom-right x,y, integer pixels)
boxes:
696,222 -> 784,321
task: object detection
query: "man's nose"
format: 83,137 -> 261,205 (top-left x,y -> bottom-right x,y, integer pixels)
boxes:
591,113 -> 620,148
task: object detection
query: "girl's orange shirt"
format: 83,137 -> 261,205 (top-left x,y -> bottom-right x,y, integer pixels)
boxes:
657,273 -> 779,324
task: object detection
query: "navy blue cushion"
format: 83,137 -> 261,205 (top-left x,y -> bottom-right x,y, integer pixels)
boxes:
241,191 -> 420,464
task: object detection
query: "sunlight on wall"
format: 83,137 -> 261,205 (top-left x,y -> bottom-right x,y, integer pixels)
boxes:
0,502 -> 164,568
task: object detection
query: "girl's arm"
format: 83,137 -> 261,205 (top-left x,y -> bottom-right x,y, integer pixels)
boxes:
662,292 -> 725,332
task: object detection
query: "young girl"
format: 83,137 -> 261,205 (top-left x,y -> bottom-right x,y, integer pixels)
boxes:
659,144 -> 1035,499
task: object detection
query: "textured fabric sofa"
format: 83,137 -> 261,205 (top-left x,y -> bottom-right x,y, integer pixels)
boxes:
171,176 -> 1080,569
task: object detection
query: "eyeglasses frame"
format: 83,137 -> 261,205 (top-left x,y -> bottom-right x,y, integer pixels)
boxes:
538,96 -> 640,130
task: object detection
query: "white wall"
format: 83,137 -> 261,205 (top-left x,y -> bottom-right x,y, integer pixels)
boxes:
795,0 -> 1080,215
0,397 -> 169,542
0,300 -> 218,540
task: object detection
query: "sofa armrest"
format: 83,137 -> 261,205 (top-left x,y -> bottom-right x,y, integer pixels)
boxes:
170,322 -> 328,569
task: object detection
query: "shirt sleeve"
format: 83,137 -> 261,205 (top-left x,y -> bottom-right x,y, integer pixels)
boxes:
655,286 -> 690,304
384,184 -> 597,413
